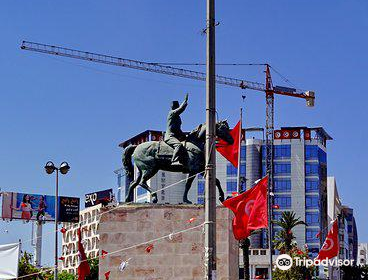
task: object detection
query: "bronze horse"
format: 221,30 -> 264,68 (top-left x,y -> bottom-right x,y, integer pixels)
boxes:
123,120 -> 234,204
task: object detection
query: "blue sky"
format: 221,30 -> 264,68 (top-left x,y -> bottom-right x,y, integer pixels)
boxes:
0,0 -> 367,266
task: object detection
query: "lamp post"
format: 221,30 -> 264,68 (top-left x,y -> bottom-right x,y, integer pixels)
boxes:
45,161 -> 70,280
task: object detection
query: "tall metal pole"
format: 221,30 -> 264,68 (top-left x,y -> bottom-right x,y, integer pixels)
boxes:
238,108 -> 250,280
54,169 -> 59,280
265,64 -> 274,280
204,0 -> 216,278
237,108 -> 243,192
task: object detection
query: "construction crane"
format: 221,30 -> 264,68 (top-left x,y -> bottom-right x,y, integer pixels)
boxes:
20,39 -> 314,182
20,41 -> 315,259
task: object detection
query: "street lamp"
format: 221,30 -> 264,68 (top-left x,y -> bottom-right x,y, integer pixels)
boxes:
44,161 -> 70,280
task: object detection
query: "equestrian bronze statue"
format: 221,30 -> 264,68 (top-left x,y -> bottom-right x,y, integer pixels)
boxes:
122,95 -> 234,204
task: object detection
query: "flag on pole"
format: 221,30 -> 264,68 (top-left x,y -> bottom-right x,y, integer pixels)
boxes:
316,219 -> 339,260
0,242 -> 20,279
222,176 -> 268,240
77,228 -> 90,280
216,120 -> 241,167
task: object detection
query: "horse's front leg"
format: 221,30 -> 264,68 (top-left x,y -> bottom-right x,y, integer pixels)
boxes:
183,173 -> 195,204
216,178 -> 225,202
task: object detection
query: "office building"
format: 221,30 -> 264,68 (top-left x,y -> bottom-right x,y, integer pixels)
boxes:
341,206 -> 359,262
117,126 -> 358,279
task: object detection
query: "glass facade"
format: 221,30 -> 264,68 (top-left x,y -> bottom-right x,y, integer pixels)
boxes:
306,195 -> 319,209
274,179 -> 291,192
305,163 -> 319,175
274,145 -> 291,159
274,195 -> 291,209
226,179 -> 237,192
305,178 -> 319,192
306,212 -> 320,226
191,129 -> 329,253
274,163 -> 291,174
306,228 -> 320,243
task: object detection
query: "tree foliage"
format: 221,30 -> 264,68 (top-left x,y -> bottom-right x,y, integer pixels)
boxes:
18,251 -> 53,280
272,211 -> 314,279
18,251 -> 77,280
58,270 -> 77,280
272,247 -> 315,280
85,258 -> 99,280
273,211 -> 307,253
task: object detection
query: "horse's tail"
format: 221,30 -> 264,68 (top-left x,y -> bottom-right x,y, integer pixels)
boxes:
122,144 -> 137,181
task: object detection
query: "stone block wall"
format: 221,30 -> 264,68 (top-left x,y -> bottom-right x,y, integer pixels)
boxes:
98,204 -> 238,280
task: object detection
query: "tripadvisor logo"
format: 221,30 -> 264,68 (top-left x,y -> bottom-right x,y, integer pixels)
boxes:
275,254 -> 355,271
275,254 -> 293,270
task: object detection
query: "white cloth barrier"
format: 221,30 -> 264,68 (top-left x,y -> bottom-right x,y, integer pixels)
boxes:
0,242 -> 20,280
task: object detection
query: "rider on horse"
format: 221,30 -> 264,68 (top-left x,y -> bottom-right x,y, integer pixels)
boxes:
165,93 -> 188,167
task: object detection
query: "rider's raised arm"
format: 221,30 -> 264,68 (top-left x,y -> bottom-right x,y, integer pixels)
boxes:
172,93 -> 188,115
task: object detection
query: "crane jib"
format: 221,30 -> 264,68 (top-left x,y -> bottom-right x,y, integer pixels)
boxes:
20,41 -> 313,101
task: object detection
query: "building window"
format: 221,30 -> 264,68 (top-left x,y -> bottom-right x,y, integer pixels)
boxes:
306,228 -> 320,243
262,163 -> 267,177
240,163 -> 246,176
274,145 -> 291,159
241,145 -> 246,160
306,195 -> 319,209
305,163 -> 319,175
198,181 -> 205,195
227,180 -> 238,192
306,213 -> 320,226
274,195 -> 291,208
305,145 -> 318,159
348,225 -> 353,233
274,179 -> 291,192
306,179 -> 319,192
274,163 -> 291,174
227,163 -> 237,177
262,146 -> 266,159
197,197 -> 204,204
318,148 -> 327,163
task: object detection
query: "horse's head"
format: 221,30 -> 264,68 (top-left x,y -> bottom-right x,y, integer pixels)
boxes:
216,119 -> 234,144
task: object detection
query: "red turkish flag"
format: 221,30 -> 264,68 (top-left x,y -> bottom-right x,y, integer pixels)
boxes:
77,228 -> 91,280
216,121 -> 240,167
222,176 -> 268,240
316,219 -> 339,260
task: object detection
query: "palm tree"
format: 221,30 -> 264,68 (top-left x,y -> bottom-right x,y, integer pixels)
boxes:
273,211 -> 307,252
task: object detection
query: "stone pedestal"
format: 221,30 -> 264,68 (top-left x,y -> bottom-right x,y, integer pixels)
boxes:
98,204 -> 239,280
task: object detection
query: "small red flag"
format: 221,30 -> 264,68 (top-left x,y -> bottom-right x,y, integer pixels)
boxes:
316,219 -> 339,260
216,121 -> 240,167
187,217 -> 196,223
77,228 -> 91,280
145,244 -> 154,253
101,250 -> 108,259
222,176 -> 268,240
104,271 -> 111,280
